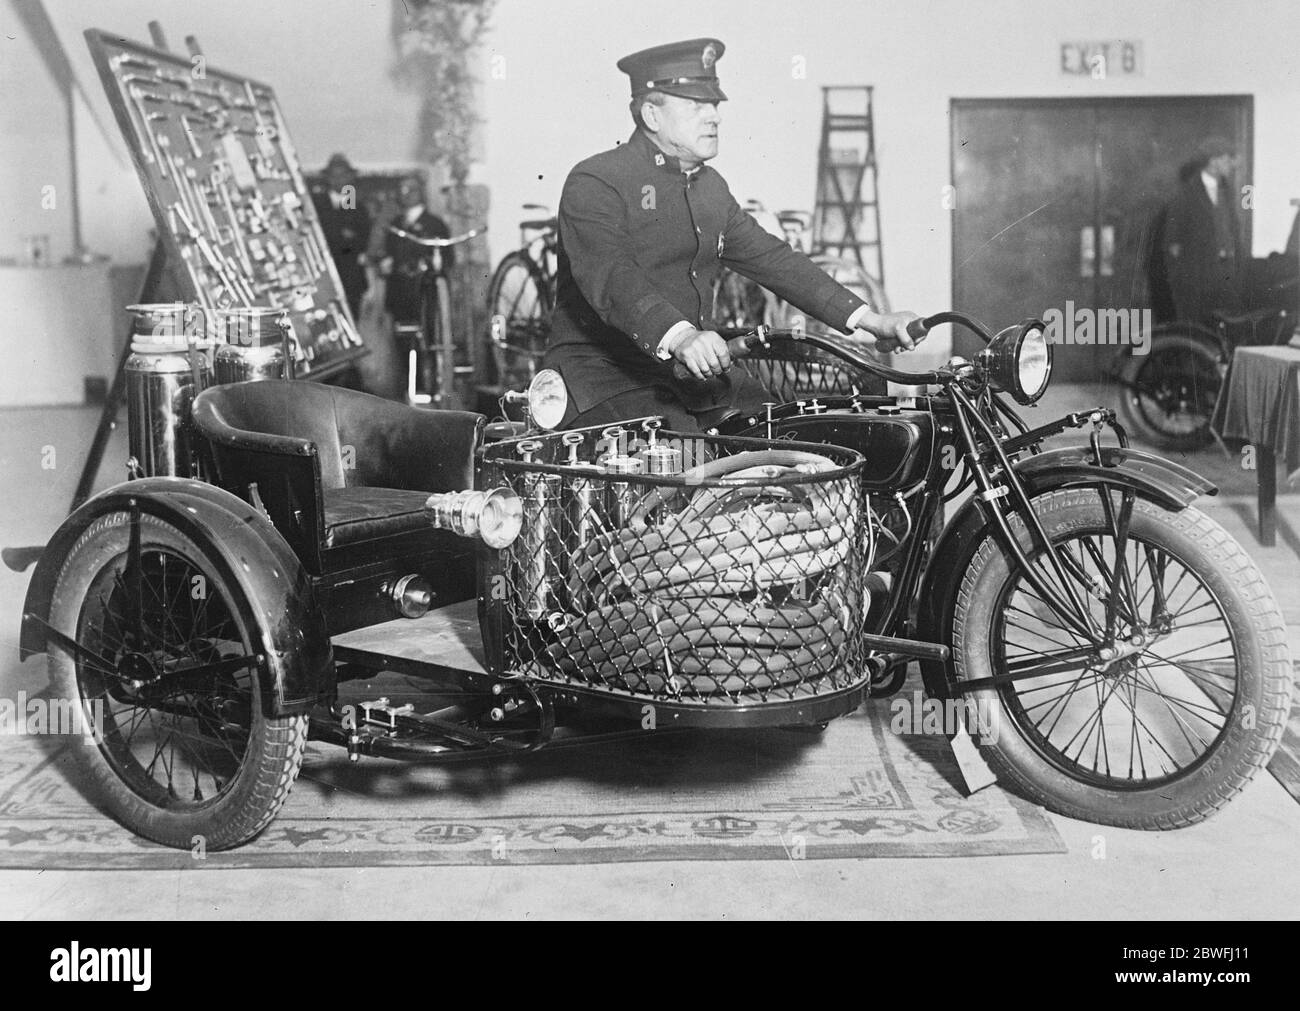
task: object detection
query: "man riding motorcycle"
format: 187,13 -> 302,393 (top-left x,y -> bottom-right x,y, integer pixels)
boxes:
543,37 -> 925,431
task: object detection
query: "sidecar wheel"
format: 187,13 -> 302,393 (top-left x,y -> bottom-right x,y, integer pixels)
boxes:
951,490 -> 1291,828
47,512 -> 308,850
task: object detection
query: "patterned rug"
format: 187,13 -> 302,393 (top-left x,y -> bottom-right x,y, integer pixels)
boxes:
0,687 -> 1064,869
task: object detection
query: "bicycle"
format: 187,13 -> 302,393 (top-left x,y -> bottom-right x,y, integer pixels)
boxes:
486,204 -> 558,393
387,224 -> 483,407
711,202 -> 891,333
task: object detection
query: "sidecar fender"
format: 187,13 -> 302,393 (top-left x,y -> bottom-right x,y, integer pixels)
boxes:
914,445 -> 1215,699
19,478 -> 331,716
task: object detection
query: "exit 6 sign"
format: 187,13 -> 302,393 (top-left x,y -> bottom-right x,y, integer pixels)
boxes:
1060,40 -> 1143,78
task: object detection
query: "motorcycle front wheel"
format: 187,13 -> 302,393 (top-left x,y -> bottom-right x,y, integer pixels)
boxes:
952,489 -> 1291,828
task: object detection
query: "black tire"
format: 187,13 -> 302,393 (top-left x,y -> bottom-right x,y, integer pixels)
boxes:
951,489 -> 1291,828
487,250 -> 552,390
47,512 -> 307,850
1115,332 -> 1224,450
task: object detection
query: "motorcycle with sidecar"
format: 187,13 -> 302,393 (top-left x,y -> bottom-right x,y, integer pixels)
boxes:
13,310 -> 1292,849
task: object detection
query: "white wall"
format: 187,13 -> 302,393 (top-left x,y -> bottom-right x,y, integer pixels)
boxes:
4,0 -> 1297,348
483,0 -> 1300,354
2,0 -> 424,265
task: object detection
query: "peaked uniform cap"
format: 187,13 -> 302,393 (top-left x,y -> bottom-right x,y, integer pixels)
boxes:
617,38 -> 727,102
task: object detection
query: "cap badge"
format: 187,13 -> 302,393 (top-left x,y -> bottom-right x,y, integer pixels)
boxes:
702,43 -> 718,70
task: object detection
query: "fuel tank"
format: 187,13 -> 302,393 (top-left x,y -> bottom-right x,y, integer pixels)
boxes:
732,399 -> 936,492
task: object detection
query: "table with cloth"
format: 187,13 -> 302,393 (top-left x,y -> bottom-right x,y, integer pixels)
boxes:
1211,344 -> 1300,546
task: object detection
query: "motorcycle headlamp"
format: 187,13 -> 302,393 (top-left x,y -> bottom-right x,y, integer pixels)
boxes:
980,319 -> 1052,405
526,369 -> 568,431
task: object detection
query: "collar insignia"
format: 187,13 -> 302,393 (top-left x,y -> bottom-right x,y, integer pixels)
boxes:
654,153 -> 665,166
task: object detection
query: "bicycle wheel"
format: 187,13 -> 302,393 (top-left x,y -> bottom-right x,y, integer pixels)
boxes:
487,250 -> 552,390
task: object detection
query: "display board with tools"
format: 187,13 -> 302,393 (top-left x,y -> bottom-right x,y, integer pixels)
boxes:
85,28 -> 364,379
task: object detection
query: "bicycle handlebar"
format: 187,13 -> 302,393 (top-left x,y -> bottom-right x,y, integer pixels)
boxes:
387,225 -> 484,248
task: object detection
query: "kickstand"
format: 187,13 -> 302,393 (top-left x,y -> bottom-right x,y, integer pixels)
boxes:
949,727 -> 998,794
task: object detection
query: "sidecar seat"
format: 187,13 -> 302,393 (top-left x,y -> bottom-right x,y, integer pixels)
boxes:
191,380 -> 485,576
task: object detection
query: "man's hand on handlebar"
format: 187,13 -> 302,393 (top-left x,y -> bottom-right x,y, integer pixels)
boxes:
671,326 -> 732,380
853,309 -> 926,354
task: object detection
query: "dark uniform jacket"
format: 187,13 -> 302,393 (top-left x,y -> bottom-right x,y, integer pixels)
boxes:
545,129 -> 867,414
309,185 -> 372,318
1161,174 -> 1243,326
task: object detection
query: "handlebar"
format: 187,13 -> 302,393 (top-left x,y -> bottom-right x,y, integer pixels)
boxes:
670,333 -> 766,382
387,225 -> 484,248
666,312 -> 997,387
907,311 -> 994,345
671,327 -> 944,386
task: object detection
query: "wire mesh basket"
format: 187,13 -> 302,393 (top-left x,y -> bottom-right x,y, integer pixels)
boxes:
732,334 -> 886,401
479,420 -> 871,705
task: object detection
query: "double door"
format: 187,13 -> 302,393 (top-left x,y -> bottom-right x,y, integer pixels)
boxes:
951,96 -> 1252,379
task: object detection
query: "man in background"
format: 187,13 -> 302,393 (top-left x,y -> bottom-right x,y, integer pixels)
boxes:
381,175 -> 455,326
1157,137 -> 1244,326
309,153 -> 371,319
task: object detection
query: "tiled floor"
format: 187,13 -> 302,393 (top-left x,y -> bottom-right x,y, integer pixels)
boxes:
1,384 -> 1297,919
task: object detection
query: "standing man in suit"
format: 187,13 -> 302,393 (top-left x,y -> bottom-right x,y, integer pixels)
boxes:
381,175 -> 455,326
309,153 -> 372,319
1160,137 -> 1244,327
544,38 -> 924,431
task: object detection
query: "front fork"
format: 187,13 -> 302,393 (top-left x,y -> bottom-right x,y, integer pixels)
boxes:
947,394 -> 1159,692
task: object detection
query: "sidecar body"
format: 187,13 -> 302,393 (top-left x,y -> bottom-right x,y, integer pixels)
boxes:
20,379 -> 881,767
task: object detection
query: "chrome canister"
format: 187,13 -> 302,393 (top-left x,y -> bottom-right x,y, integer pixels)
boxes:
214,307 -> 288,384
637,418 -> 683,476
559,432 -> 604,609
123,303 -> 211,478
599,427 -> 644,529
516,441 -> 560,620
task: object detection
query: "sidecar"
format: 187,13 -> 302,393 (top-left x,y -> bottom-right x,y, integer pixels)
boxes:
17,377 -> 882,850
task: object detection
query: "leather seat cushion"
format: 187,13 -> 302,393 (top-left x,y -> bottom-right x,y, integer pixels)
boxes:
322,487 -> 432,548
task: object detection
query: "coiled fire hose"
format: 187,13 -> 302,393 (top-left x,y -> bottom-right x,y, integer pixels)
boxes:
546,449 -> 859,694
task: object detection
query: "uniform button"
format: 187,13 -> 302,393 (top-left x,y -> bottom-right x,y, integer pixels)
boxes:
695,226 -> 701,234
691,269 -> 698,278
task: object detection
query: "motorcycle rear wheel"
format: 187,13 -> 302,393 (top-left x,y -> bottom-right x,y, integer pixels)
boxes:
951,489 -> 1291,828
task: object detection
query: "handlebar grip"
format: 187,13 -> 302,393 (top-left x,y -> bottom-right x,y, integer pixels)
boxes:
670,334 -> 757,382
906,317 -> 930,342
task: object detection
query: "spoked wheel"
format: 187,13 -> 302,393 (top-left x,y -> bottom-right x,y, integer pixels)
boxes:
1116,334 -> 1224,450
47,511 -> 307,850
487,251 -> 552,390
952,489 -> 1291,828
